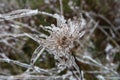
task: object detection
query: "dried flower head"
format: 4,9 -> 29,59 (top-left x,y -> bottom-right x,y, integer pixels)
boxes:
41,17 -> 86,55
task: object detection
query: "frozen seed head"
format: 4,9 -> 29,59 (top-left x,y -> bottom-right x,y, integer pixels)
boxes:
42,18 -> 86,53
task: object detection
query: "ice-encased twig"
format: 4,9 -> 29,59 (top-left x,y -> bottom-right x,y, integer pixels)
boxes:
30,46 -> 45,65
0,9 -> 61,22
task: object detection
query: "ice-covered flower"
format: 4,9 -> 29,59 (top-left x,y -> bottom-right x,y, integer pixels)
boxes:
41,17 -> 86,55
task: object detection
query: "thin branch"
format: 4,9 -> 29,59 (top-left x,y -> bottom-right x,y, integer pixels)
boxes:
30,46 -> 45,65
0,9 -> 59,22
59,0 -> 63,16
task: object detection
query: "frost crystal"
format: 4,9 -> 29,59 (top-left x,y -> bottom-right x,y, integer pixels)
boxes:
42,18 -> 86,55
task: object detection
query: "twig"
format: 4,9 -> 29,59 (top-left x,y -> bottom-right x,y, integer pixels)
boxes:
59,0 -> 63,16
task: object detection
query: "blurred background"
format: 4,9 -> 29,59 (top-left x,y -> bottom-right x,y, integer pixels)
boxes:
0,0 -> 120,80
